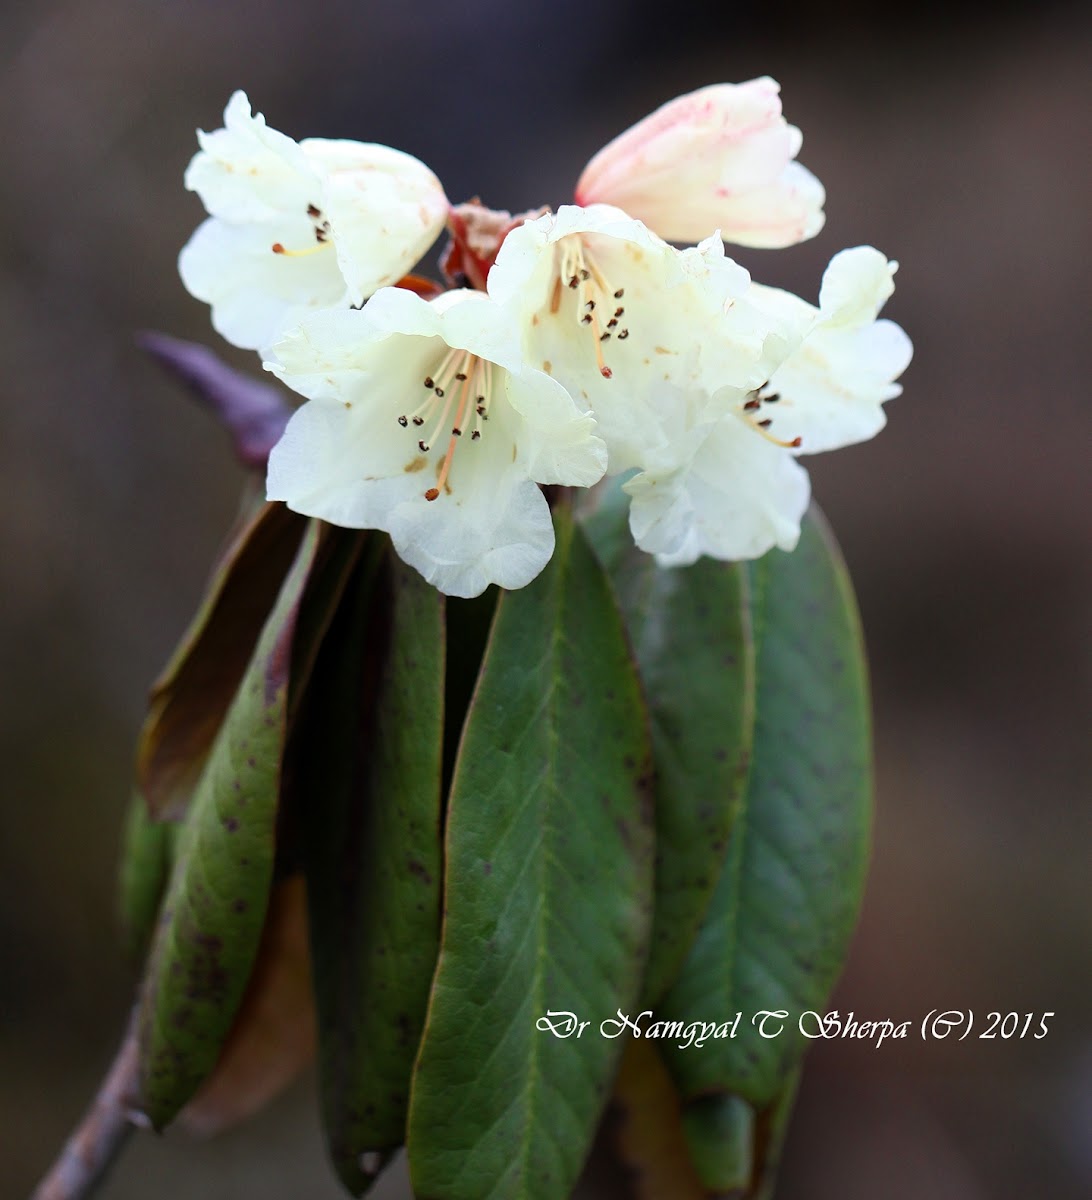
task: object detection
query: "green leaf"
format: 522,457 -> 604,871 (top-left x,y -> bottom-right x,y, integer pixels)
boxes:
583,481 -> 755,1005
302,546 -> 445,1195
658,508 -> 871,1170
136,521 -> 360,1128
136,500 -> 305,819
116,791 -> 178,964
407,509 -> 654,1200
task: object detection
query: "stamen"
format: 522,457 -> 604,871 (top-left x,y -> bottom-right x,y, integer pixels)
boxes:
744,412 -> 802,450
555,237 -> 626,379
271,241 -> 331,257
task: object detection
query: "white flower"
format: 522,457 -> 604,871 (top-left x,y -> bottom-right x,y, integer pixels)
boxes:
179,91 -> 450,352
264,288 -> 607,598
620,247 -> 911,566
488,204 -> 792,474
574,78 -> 824,249
748,246 -> 914,454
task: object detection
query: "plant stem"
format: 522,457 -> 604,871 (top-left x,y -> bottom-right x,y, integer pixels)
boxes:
32,1011 -> 143,1200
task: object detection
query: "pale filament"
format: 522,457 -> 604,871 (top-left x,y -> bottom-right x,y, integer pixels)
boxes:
271,240 -> 332,258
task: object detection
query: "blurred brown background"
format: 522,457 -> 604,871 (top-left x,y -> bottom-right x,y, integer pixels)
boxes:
2,1 -> 1089,1197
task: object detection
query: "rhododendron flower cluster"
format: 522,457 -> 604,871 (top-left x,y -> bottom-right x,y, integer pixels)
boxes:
180,85 -> 910,596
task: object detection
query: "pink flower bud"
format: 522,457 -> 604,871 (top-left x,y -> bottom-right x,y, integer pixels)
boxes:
575,78 -> 825,249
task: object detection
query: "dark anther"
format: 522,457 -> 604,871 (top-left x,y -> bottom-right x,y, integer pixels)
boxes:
476,403 -> 486,416
763,392 -> 781,403
306,203 -> 321,217
471,430 -> 481,440
423,376 -> 434,388
568,275 -> 580,289
607,318 -> 618,329
614,288 -> 624,298
758,419 -> 773,429
398,415 -> 408,427
582,314 -> 593,325
600,332 -> 611,341
434,386 -> 445,397
744,398 -> 761,411
585,300 -> 596,311
412,416 -> 424,426
617,329 -> 629,340
455,373 -> 467,381
580,269 -> 590,280
419,440 -> 430,452
453,427 -> 462,437
614,307 -> 625,317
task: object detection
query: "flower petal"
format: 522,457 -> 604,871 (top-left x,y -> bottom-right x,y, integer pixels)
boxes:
624,415 -> 810,565
503,367 -> 607,487
303,138 -> 449,303
185,92 -> 314,224
179,218 -> 349,352
388,474 -> 555,598
748,248 -> 912,455
818,245 -> 897,328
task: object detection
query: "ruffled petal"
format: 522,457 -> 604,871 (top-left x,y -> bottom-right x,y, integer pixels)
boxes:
388,473 -> 555,598
818,245 -> 897,327
747,248 -> 912,455
503,367 -> 606,487
185,92 -> 314,224
624,415 -> 810,564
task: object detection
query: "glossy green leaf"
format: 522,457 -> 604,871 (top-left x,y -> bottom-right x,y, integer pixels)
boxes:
659,508 -> 871,1134
407,509 -> 654,1200
136,500 -> 305,819
136,521 -> 359,1128
583,481 -> 755,1005
302,546 -> 445,1195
